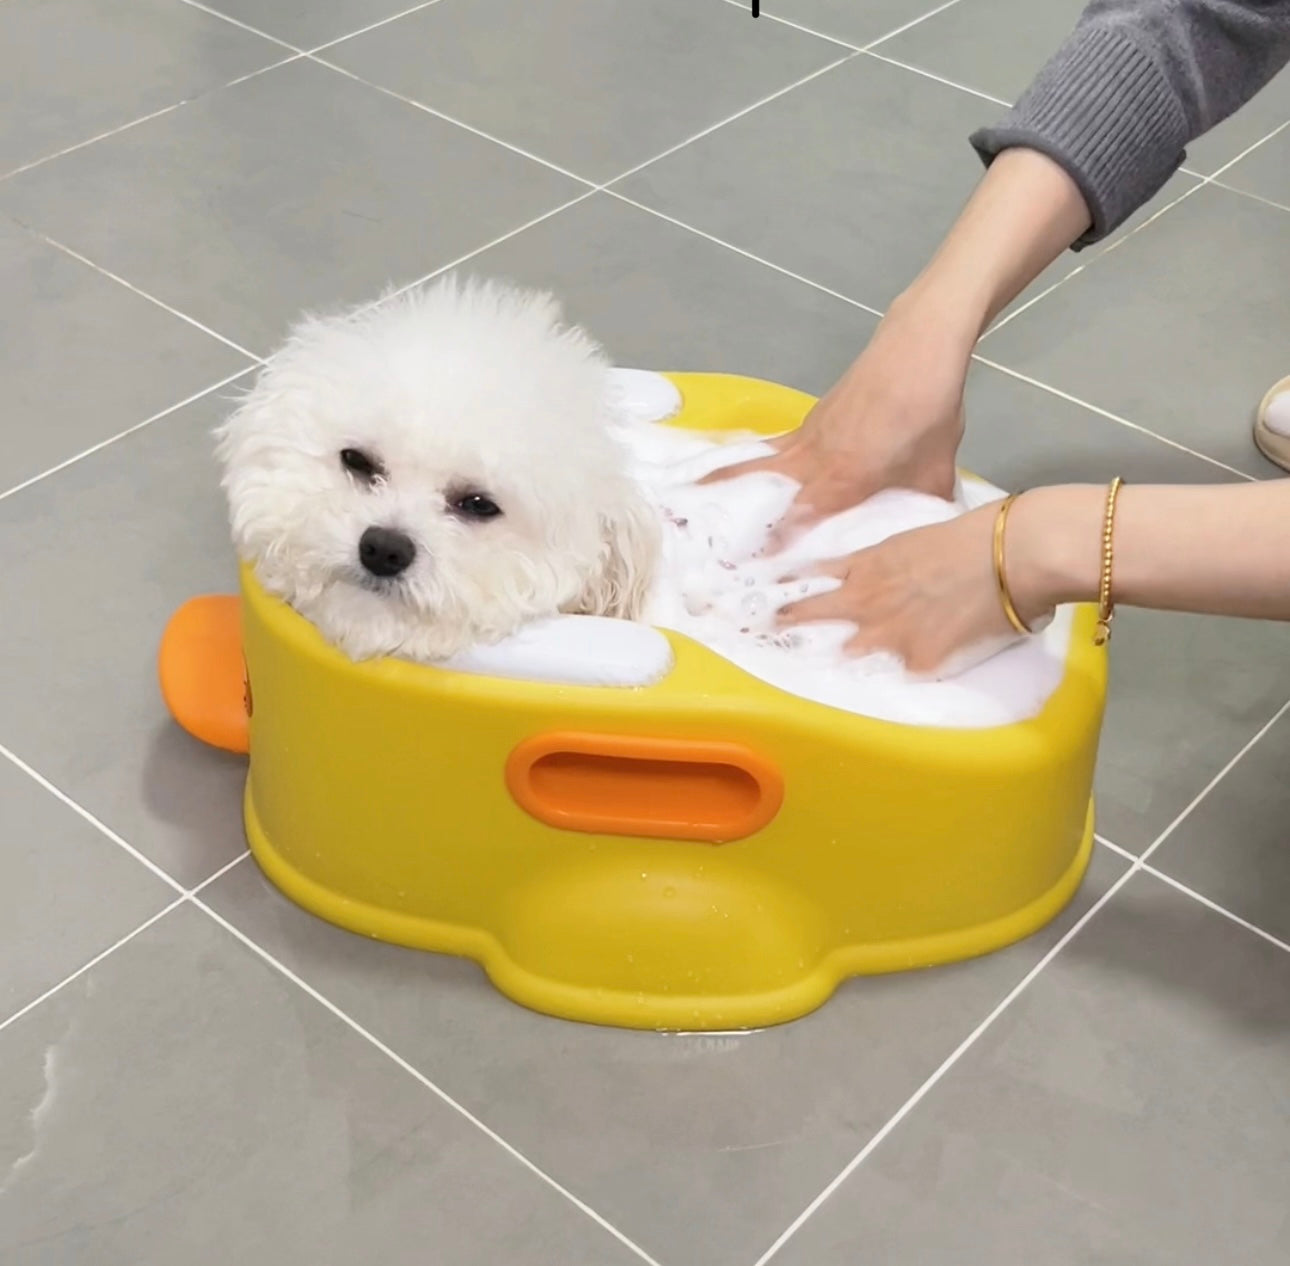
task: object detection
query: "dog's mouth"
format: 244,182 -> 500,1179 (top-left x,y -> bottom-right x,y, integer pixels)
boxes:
356,571 -> 407,596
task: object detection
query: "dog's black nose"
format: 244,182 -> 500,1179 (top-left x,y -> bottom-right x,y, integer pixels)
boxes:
359,526 -> 416,578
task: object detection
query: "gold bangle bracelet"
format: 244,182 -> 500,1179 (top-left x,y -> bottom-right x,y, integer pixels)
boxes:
993,493 -> 1032,637
1093,477 -> 1124,647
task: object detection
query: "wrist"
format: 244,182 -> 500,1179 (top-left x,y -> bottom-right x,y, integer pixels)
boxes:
1005,485 -> 1105,621
891,268 -> 993,350
899,149 -> 1092,342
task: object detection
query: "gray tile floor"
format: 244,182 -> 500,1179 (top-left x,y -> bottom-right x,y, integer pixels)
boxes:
2,1 -> 1289,1262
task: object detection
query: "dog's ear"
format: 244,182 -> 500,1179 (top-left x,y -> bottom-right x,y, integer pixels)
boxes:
575,490 -> 660,621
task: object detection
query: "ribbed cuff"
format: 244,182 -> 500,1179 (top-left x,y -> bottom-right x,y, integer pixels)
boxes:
969,25 -> 1190,249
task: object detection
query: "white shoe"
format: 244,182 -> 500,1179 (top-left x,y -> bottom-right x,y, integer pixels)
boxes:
1255,375 -> 1290,472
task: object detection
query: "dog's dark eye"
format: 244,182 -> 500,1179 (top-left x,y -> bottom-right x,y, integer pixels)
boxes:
340,448 -> 383,482
452,493 -> 502,520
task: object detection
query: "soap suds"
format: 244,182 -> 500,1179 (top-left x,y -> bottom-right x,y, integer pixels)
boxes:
615,415 -> 1071,729
436,369 -> 1072,728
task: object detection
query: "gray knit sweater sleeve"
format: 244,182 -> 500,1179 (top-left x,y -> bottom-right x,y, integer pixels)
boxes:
970,0 -> 1290,247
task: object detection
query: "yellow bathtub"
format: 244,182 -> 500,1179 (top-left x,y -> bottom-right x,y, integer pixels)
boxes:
160,372 -> 1107,1031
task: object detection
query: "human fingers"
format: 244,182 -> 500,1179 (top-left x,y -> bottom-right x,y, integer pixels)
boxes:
776,580 -> 856,626
765,574 -> 843,612
776,557 -> 850,584
841,625 -> 923,669
695,431 -> 799,486
761,467 -> 887,551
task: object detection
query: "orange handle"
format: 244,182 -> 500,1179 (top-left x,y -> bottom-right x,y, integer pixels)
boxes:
505,731 -> 783,843
158,595 -> 250,755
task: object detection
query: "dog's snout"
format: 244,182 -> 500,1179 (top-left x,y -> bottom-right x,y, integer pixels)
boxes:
359,526 -> 416,578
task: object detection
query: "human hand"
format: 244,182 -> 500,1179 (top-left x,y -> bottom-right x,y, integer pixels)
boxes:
776,493 -> 1080,675
702,294 -> 973,536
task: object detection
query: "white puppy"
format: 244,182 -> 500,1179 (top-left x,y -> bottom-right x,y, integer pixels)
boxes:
216,277 -> 659,662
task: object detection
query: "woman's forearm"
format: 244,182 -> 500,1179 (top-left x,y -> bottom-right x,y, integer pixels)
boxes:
917,1 -> 1290,335
973,0 -> 1290,246
1011,480 -> 1290,622
899,147 -> 1092,341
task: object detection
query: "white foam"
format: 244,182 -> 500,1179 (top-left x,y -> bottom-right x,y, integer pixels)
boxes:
445,370 -> 1072,729
625,428 -> 1070,728
442,614 -> 674,687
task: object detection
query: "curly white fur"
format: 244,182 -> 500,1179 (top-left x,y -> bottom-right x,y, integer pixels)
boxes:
215,276 -> 659,663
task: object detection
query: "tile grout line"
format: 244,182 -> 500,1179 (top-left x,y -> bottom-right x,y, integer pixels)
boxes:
845,48 -> 1290,348
176,0 -> 306,52
1133,696 -> 1290,862
604,185 -> 1260,481
17,228 -> 263,362
1100,833 -> 1290,960
1207,117 -> 1290,181
35,0 -> 1259,502
862,0 -> 971,50
307,43 -> 863,193
306,0 -> 451,54
12,0 -> 1287,443
3,22 -> 870,507
192,848 -> 255,891
2,0 -> 455,185
17,691 -> 1284,1263
982,180 -> 1209,339
374,189 -> 600,303
717,0 -> 863,49
0,849 -> 252,1038
0,54 -> 305,184
308,53 -> 598,188
2,751 -> 1284,1266
604,188 -> 885,313
1141,865 -> 1290,957
0,9 -> 872,515
12,1 -> 874,423
2,2 -> 546,412
0,744 -> 187,897
0,900 -> 186,1037
0,843 -> 249,1037
179,0 -> 449,56
1,189 -> 599,502
753,693 -> 1290,1264
580,42 -> 1285,480
723,0 -> 974,52
601,52 -> 860,189
1,668 -> 1285,1266
977,259 -> 1093,340
861,49 -> 1010,106
971,355 -> 1259,481
0,365 -> 257,504
752,871 -> 1142,1265
1205,178 -> 1290,218
0,740 -> 659,1257
192,895 -> 667,1266
986,116 -> 1290,338
192,0 -> 862,200
1094,833 -> 1136,862
823,56 -> 1290,346
199,0 -> 979,214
